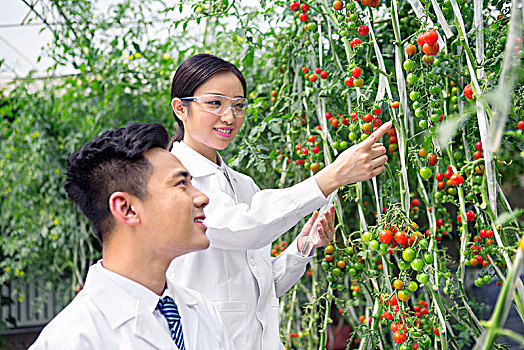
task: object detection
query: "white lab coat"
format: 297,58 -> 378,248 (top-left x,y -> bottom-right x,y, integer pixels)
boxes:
167,142 -> 327,350
30,262 -> 234,350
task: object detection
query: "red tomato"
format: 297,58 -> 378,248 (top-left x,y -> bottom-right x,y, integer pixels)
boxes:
437,181 -> 446,190
444,169 -> 453,179
450,174 -> 463,185
389,135 -> 398,144
351,67 -> 362,78
427,153 -> 437,166
435,172 -> 444,181
342,117 -> 349,126
412,198 -> 420,206
473,150 -> 483,159
518,120 -> 524,130
358,25 -> 369,36
379,229 -> 393,244
312,146 -> 320,154
395,231 -> 408,245
464,84 -> 474,99
466,210 -> 476,221
424,30 -> 439,45
344,76 -> 354,87
302,66 -> 309,74
475,140 -> 482,151
350,38 -> 361,48
314,67 -> 321,74
308,135 -> 315,142
351,111 -> 360,120
299,12 -> 308,21
417,32 -> 426,47
391,101 -> 400,109
308,74 -> 317,82
300,2 -> 310,11
373,108 -> 382,115
320,70 -> 328,79
330,118 -> 340,128
325,112 -> 332,119
290,1 -> 300,11
363,113 -> 373,123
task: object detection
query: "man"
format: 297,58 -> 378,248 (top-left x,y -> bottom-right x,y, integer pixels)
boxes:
30,123 -> 234,349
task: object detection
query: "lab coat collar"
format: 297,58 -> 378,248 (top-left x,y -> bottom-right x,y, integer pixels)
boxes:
84,263 -> 200,349
171,141 -> 224,178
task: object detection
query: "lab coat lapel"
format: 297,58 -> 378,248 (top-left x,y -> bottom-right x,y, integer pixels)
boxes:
168,281 -> 200,350
135,308 -> 176,349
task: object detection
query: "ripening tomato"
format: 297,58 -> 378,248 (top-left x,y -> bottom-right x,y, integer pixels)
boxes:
308,74 -> 317,82
330,118 -> 340,128
422,42 -> 439,56
358,25 -> 369,36
450,174 -> 464,185
405,44 -> 417,56
325,245 -> 334,254
427,153 -> 437,166
393,280 -> 404,289
308,135 -> 315,143
422,55 -> 434,64
353,78 -> 364,87
391,101 -> 400,109
393,331 -> 407,345
333,0 -> 343,10
302,66 -> 309,74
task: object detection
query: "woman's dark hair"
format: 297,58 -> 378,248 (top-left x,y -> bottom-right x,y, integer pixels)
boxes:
170,54 -> 247,147
65,123 -> 169,243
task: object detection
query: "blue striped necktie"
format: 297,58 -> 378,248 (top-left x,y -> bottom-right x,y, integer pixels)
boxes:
157,296 -> 185,350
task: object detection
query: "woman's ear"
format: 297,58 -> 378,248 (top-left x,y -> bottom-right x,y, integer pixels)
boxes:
171,98 -> 187,121
109,192 -> 140,227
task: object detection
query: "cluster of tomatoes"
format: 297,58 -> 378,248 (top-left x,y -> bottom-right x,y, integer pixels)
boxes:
294,135 -> 324,173
321,244 -> 360,293
302,66 -> 329,85
271,241 -> 287,257
387,127 -> 399,154
289,1 -> 310,22
381,295 -> 438,349
344,66 -> 365,88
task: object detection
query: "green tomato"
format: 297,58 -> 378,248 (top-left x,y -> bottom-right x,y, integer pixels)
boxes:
417,272 -> 430,284
348,132 -> 358,141
362,231 -> 372,242
412,101 -> 421,109
419,239 -> 429,250
360,133 -> 369,141
321,261 -> 329,270
411,258 -> 424,271
337,283 -> 345,291
482,275 -> 492,285
474,277 -> 484,287
348,268 -> 356,275
424,253 -> 434,264
339,141 -> 348,149
409,90 -> 420,101
415,108 -> 424,118
379,243 -> 388,255
403,247 -> 416,262
447,187 -> 457,195
433,58 -> 441,66
369,240 -> 379,250
430,114 -> 440,123
307,22 -> 317,31
407,281 -> 418,292
339,29 -> 348,37
419,120 -> 428,129
403,59 -> 416,71
420,167 -> 433,179
332,267 -> 342,276
434,191 -> 443,200
326,275 -> 334,283
406,73 -> 418,85
398,259 -> 411,271
350,13 -> 358,21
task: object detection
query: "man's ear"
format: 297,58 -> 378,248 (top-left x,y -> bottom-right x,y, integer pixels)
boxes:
109,192 -> 140,227
171,98 -> 187,121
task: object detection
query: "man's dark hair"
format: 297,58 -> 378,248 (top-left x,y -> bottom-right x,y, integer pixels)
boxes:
65,123 -> 169,242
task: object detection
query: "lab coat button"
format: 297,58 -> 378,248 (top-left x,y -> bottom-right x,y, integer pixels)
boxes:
292,260 -> 298,267
250,258 -> 255,266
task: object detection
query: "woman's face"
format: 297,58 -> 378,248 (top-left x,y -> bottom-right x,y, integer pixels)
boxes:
175,72 -> 245,162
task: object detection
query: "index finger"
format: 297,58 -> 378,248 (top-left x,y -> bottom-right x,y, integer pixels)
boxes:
361,121 -> 392,148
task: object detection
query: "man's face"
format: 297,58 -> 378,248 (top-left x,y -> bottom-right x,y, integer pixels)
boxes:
138,148 -> 209,260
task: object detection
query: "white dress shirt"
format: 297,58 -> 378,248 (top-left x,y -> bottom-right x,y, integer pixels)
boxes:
167,142 -> 327,350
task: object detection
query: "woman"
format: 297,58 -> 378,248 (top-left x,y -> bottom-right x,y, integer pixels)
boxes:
167,54 -> 391,349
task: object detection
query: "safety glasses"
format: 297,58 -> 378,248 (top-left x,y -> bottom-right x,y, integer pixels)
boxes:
180,94 -> 248,118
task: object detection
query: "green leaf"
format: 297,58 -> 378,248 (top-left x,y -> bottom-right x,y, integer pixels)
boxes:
242,45 -> 254,67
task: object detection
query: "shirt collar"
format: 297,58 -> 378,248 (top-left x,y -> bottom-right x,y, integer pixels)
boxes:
170,141 -> 224,178
94,261 -> 161,313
